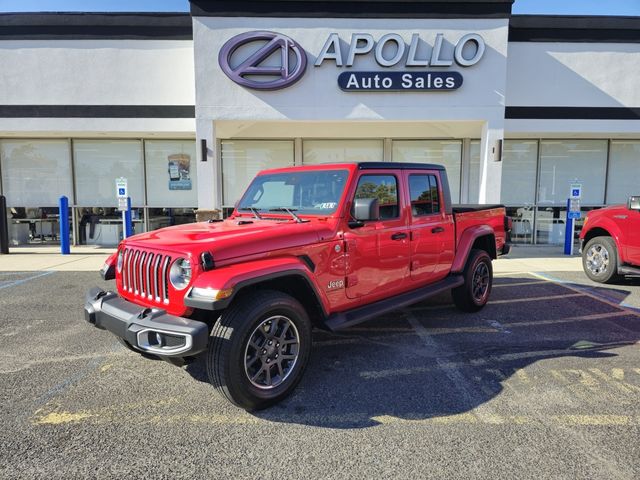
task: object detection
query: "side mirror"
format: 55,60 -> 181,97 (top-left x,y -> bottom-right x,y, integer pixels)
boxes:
628,195 -> 640,211
351,198 -> 379,222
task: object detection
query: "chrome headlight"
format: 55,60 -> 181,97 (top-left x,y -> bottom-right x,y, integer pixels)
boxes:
116,250 -> 124,273
170,258 -> 192,290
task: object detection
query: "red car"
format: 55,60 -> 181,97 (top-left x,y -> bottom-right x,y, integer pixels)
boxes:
85,162 -> 511,409
580,195 -> 640,283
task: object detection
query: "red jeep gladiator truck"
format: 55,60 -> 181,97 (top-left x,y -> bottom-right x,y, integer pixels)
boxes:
580,195 -> 640,283
85,162 -> 511,410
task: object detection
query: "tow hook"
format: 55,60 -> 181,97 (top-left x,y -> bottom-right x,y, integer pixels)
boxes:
137,308 -> 153,319
94,290 -> 108,301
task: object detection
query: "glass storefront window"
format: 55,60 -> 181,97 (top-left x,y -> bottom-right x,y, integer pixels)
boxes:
74,140 -> 144,207
538,140 -> 607,206
302,139 -> 383,164
77,206 -> 145,246
506,206 -> 534,244
535,206 -> 567,245
469,140 -> 481,203
501,140 -> 538,206
145,140 -> 197,207
607,141 -> 640,205
392,140 -> 462,202
221,140 -> 294,206
1,139 -> 73,207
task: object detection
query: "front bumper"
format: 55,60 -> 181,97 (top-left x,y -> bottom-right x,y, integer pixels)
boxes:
84,287 -> 209,357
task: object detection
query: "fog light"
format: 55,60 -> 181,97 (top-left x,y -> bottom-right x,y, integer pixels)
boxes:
154,332 -> 164,347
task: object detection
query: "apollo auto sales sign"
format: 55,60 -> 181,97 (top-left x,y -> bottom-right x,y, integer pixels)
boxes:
218,31 -> 486,92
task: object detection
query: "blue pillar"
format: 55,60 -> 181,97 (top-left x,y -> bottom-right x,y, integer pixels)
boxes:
564,198 -> 573,255
59,196 -> 70,255
124,197 -> 133,238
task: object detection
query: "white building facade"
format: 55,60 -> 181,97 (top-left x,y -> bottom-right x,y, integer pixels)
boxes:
1,1 -> 639,245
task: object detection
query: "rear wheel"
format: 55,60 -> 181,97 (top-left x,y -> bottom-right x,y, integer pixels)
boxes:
452,249 -> 493,312
582,236 -> 619,284
206,290 -> 312,410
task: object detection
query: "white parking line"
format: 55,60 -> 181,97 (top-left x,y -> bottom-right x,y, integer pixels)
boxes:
493,280 -> 546,288
0,271 -> 55,291
530,272 -> 640,318
405,310 -> 500,422
489,292 -> 585,304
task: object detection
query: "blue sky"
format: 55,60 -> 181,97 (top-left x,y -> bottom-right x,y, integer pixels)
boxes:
0,0 -> 639,16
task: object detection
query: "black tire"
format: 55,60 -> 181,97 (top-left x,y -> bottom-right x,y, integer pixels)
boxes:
452,249 -> 493,313
582,236 -> 619,284
206,290 -> 312,411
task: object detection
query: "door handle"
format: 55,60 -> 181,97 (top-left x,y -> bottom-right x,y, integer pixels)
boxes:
391,232 -> 408,240
431,227 -> 445,234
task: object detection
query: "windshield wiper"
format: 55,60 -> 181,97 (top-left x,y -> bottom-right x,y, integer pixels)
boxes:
268,207 -> 309,223
237,207 -> 262,220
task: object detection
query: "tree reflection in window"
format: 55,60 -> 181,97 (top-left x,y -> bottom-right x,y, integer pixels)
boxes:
354,175 -> 398,219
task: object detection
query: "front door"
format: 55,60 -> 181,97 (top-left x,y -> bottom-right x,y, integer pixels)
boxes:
344,172 -> 410,299
624,207 -> 640,265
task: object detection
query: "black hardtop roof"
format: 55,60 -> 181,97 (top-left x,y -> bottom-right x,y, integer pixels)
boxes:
358,162 -> 446,171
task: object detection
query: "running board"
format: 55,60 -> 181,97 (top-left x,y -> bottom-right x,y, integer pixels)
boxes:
324,275 -> 464,332
618,264 -> 640,276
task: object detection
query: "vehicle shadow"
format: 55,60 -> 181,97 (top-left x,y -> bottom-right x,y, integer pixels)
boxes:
185,275 -> 640,429
542,270 -> 640,309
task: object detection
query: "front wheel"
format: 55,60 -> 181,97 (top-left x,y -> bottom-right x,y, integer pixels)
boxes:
582,236 -> 619,284
206,290 -> 312,410
452,249 -> 493,312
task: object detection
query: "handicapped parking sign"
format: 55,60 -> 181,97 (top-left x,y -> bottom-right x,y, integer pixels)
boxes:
570,183 -> 582,199
115,177 -> 128,199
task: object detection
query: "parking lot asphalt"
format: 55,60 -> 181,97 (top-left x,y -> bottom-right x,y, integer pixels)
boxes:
1,266 -> 640,479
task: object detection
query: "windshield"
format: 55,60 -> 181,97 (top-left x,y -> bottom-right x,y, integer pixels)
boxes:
237,170 -> 349,216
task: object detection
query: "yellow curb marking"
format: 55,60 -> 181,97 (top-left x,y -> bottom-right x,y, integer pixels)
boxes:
34,411 -> 93,425
31,409 -> 640,427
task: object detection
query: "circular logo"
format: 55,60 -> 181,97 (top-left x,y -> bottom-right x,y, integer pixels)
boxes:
218,31 -> 307,91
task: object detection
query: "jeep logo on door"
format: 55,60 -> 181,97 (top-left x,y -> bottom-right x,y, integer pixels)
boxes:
218,31 -> 308,90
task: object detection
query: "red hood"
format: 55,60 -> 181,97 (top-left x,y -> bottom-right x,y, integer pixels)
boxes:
586,204 -> 628,219
124,216 -> 338,261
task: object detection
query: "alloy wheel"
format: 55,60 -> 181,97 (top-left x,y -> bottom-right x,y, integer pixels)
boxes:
586,244 -> 610,276
244,315 -> 300,390
472,261 -> 490,302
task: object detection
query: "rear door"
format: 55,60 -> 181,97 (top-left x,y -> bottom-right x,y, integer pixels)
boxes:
344,172 -> 410,299
405,170 -> 455,283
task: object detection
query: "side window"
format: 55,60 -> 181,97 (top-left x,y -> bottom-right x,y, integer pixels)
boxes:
354,175 -> 399,219
409,174 -> 441,216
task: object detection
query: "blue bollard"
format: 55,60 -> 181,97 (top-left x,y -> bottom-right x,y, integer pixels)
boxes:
564,198 -> 573,255
124,197 -> 133,238
0,195 -> 9,254
59,196 -> 70,255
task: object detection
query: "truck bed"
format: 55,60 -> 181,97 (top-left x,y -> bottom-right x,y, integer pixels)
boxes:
453,204 -> 508,256
452,204 -> 505,214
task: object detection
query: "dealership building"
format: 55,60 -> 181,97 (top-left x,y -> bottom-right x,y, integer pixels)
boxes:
0,0 -> 639,246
